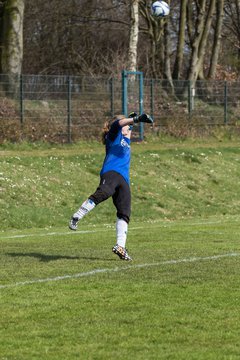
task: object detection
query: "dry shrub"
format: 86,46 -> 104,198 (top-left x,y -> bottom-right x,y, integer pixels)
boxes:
156,115 -> 220,139
0,96 -> 103,143
0,120 -> 23,143
0,97 -> 19,118
0,98 -> 22,142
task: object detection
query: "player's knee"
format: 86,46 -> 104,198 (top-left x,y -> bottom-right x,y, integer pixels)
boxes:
89,189 -> 109,205
117,213 -> 130,224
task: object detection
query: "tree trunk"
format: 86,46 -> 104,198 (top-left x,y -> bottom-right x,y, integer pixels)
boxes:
1,0 -> 25,75
187,0 -> 216,85
128,0 -> 139,72
172,0 -> 188,80
139,0 -> 164,78
163,20 -> 174,91
208,0 -> 224,79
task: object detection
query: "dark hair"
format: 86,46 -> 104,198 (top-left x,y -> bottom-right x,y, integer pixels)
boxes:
101,120 -> 111,144
101,115 -> 125,144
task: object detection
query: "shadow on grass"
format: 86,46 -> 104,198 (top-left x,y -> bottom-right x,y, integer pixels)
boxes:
6,252 -> 116,262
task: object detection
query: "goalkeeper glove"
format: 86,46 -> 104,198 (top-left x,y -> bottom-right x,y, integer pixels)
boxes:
128,112 -> 138,118
133,113 -> 153,124
127,113 -> 138,130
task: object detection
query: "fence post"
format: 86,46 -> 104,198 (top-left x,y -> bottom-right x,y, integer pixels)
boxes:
67,76 -> 72,143
20,74 -> 24,124
150,79 -> 154,122
110,77 -> 114,117
122,70 -> 144,139
224,81 -> 228,124
122,70 -> 128,116
139,72 -> 144,140
188,80 -> 192,120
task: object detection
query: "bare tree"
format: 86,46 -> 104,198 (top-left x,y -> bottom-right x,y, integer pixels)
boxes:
163,18 -> 174,88
20,0 -> 238,81
139,0 -> 166,77
224,0 -> 240,54
187,0 -> 216,85
208,0 -> 224,79
0,0 -> 25,75
222,0 -> 240,74
23,0 -> 130,76
172,0 -> 188,80
128,0 -> 139,72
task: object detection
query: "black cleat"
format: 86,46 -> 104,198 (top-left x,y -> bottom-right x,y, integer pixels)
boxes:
112,245 -> 132,261
69,217 -> 78,231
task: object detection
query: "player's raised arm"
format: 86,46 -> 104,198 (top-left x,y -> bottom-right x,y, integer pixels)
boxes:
118,113 -> 153,127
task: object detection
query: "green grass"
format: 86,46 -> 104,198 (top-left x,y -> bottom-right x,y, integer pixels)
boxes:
1,139 -> 240,231
0,217 -> 240,359
1,139 -> 240,359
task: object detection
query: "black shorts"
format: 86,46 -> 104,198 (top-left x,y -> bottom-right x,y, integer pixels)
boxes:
89,171 -> 131,223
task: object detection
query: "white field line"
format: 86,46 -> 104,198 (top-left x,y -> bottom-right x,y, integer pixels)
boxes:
0,252 -> 238,290
0,219 -> 226,240
0,229 -> 110,240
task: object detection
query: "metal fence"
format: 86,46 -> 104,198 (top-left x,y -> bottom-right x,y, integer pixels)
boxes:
0,73 -> 240,143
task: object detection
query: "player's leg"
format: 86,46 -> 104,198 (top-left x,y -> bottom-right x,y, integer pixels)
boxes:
69,171 -> 118,230
69,198 -> 96,230
112,178 -> 132,260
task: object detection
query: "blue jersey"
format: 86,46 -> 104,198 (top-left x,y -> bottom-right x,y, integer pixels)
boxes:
100,120 -> 131,184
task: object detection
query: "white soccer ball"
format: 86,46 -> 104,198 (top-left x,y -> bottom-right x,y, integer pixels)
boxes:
151,1 -> 170,17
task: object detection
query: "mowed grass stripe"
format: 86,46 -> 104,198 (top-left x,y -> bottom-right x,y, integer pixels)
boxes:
0,252 -> 238,290
0,217 -> 231,240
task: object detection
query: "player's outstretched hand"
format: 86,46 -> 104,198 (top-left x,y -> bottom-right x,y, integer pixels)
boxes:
128,111 -> 138,118
133,113 -> 153,124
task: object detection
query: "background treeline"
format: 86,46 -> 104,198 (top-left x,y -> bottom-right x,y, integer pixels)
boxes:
0,0 -> 240,82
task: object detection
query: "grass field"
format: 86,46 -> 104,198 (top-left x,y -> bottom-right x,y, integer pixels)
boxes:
1,138 -> 240,230
1,217 -> 240,359
1,139 -> 240,359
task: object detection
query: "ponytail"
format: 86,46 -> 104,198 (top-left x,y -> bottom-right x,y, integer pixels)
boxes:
101,115 -> 126,145
101,121 -> 111,145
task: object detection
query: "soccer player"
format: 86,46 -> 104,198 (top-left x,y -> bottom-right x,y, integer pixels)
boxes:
69,112 -> 153,260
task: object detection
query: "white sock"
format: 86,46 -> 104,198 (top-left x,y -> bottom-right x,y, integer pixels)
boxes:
73,199 -> 96,220
116,218 -> 128,248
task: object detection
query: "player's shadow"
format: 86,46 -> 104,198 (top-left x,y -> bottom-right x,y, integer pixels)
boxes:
6,252 -> 116,262
6,252 -> 80,263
